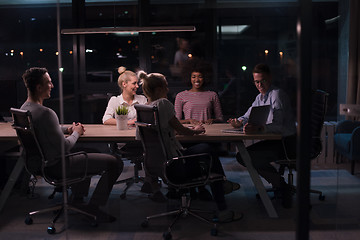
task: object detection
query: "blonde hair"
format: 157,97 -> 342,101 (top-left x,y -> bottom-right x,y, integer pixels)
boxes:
137,70 -> 167,101
117,66 -> 136,90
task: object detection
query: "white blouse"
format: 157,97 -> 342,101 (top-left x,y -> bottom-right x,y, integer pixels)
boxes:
102,94 -> 147,123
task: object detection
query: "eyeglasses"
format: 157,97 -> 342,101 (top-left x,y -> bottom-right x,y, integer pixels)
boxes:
254,79 -> 266,85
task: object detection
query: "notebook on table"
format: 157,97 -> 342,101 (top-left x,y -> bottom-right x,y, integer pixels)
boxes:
222,105 -> 271,134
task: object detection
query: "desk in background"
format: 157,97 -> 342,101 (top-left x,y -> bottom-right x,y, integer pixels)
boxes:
0,123 -> 281,218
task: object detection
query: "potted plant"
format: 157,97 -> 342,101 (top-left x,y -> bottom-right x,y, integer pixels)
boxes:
115,105 -> 129,130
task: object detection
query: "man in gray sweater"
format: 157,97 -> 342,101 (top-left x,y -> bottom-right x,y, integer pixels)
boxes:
21,67 -> 123,222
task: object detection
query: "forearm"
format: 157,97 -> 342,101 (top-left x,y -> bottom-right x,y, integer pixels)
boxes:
179,119 -> 191,124
104,118 -> 116,125
61,126 -> 69,134
170,117 -> 199,136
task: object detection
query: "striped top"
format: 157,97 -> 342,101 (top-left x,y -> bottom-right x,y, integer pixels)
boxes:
174,90 -> 223,122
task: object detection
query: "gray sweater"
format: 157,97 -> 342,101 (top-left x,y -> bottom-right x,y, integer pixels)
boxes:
21,102 -> 79,167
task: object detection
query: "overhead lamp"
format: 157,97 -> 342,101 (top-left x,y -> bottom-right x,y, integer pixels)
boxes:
61,26 -> 196,35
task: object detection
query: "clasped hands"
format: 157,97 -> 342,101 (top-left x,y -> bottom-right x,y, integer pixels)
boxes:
67,122 -> 86,135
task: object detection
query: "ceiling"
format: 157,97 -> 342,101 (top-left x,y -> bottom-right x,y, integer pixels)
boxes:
0,0 -> 337,7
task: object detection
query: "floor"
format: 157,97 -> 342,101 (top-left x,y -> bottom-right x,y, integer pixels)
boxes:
0,154 -> 360,240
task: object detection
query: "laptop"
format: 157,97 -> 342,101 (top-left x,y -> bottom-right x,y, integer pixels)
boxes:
222,105 -> 271,134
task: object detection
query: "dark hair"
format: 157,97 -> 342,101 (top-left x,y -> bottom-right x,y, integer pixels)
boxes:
252,63 -> 271,75
22,67 -> 48,95
182,58 -> 212,87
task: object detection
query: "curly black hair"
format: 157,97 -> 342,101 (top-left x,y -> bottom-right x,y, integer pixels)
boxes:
181,57 -> 213,88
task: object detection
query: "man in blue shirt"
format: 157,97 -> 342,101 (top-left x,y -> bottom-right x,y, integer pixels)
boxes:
228,63 -> 296,208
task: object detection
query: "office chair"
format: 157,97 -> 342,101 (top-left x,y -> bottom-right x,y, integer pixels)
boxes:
106,93 -> 146,199
269,90 -> 328,201
110,143 -> 146,198
10,108 -> 97,234
334,104 -> 360,175
135,104 -> 224,240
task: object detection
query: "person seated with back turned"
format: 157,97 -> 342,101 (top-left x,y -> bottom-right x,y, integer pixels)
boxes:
21,67 -> 123,222
228,63 -> 296,208
137,70 -> 243,222
175,58 -> 223,125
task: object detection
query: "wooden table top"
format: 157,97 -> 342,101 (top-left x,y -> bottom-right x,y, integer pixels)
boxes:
0,122 -> 281,143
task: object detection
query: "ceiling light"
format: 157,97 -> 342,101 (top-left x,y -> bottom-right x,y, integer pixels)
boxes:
61,26 -> 196,35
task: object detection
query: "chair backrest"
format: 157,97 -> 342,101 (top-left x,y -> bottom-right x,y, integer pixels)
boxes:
10,108 -> 45,176
310,90 -> 329,159
134,104 -> 168,179
135,104 -> 212,188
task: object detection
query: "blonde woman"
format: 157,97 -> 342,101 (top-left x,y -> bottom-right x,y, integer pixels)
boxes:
102,67 -> 149,193
102,66 -> 147,126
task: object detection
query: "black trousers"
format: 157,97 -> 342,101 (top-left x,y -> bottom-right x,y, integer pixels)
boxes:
237,135 -> 296,188
45,152 -> 123,206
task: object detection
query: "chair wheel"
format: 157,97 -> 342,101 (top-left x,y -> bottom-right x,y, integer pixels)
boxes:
319,195 -> 325,201
120,193 -> 126,199
47,226 -> 56,234
141,220 -> 149,228
90,222 -> 98,228
163,231 -> 172,240
25,216 -> 33,225
211,228 -> 218,236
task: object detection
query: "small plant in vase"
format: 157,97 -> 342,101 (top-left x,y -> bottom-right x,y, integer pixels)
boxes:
115,106 -> 129,130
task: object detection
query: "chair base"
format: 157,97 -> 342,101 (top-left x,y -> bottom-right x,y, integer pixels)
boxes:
115,175 -> 145,199
264,168 -> 326,202
263,185 -> 325,202
141,194 -> 218,239
25,203 -> 97,234
110,143 -> 146,199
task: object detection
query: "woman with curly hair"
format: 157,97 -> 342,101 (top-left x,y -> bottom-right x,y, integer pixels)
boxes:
175,58 -> 223,125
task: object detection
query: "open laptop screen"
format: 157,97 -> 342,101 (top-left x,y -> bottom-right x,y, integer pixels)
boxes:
222,105 -> 270,134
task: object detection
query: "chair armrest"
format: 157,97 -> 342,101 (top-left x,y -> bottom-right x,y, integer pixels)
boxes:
166,153 -> 212,167
350,127 -> 360,155
46,151 -> 90,186
336,120 -> 360,134
164,153 -> 213,189
135,121 -> 152,128
66,151 -> 89,184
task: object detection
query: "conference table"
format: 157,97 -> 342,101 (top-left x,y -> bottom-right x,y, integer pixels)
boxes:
0,122 -> 281,218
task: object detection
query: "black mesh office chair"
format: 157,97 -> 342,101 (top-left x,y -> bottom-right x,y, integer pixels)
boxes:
273,90 -> 328,201
10,108 -> 97,234
135,104 -> 224,240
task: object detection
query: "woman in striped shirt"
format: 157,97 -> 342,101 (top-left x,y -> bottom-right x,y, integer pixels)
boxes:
175,59 -> 223,125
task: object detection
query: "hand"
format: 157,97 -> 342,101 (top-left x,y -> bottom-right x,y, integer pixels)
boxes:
227,118 -> 243,128
189,119 -> 202,125
127,119 -> 136,126
204,119 -> 215,125
67,126 -> 73,134
243,123 -> 264,134
193,124 -> 206,134
72,122 -> 85,135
